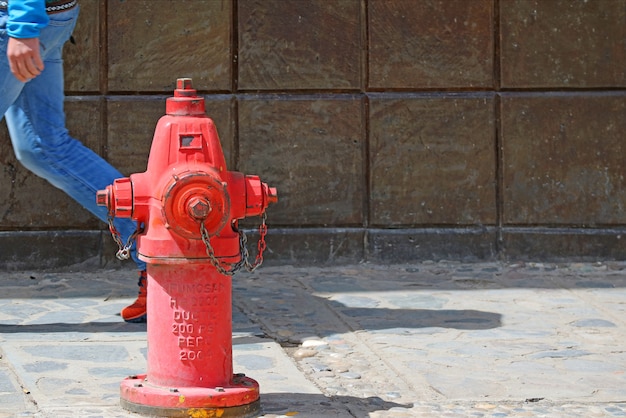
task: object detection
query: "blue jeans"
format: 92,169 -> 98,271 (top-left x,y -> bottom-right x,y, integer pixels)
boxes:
0,6 -> 146,271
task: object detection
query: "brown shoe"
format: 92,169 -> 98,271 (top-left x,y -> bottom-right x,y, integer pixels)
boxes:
121,270 -> 147,323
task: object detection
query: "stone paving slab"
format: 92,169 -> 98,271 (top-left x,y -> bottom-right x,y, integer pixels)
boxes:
0,262 -> 626,417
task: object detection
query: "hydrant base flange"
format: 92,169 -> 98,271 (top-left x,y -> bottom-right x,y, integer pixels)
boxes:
120,374 -> 260,417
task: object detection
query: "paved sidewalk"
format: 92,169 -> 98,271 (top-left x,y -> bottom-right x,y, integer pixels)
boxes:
0,261 -> 625,417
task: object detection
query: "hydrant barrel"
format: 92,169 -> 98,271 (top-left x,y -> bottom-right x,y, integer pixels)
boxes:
97,78 -> 276,417
146,264 -> 234,388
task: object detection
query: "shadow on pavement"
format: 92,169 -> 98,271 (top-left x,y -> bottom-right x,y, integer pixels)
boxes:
260,392 -> 411,417
332,306 -> 502,330
0,321 -> 146,334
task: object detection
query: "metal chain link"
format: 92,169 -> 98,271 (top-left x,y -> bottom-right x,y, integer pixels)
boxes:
200,221 -> 236,276
200,212 -> 268,276
106,214 -> 142,260
240,212 -> 268,272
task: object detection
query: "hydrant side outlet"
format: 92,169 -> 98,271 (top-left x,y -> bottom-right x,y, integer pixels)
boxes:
97,78 -> 276,417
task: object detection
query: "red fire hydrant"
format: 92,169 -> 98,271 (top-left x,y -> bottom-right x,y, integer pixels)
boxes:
97,78 -> 277,417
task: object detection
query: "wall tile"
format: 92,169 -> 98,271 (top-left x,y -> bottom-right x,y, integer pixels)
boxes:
369,0 -> 494,89
367,228 -> 497,263
370,94 -> 496,226
500,0 -> 626,88
501,94 -> 626,224
204,96 -> 236,170
106,98 -> 163,176
0,231 -> 103,270
238,97 -> 365,226
503,228 -> 626,262
247,229 -> 365,266
238,0 -> 362,90
64,0 -> 100,92
107,0 -> 232,92
65,97 -> 103,156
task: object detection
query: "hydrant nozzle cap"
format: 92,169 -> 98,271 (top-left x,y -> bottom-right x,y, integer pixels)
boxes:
187,196 -> 212,220
268,187 -> 278,204
96,188 -> 109,208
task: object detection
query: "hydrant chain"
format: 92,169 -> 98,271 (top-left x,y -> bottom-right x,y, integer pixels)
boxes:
106,215 -> 127,259
200,221 -> 236,276
106,214 -> 143,260
199,212 -> 268,275
239,212 -> 268,272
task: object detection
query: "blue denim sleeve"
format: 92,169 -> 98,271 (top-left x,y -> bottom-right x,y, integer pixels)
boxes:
7,0 -> 49,38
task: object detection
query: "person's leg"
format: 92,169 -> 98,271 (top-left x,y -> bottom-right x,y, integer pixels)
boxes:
3,7 -> 147,321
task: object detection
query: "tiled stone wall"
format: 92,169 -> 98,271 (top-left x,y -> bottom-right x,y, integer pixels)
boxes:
0,0 -> 624,269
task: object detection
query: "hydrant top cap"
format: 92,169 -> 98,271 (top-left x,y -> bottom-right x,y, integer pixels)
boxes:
174,78 -> 197,98
177,78 -> 193,89
167,78 -> 205,115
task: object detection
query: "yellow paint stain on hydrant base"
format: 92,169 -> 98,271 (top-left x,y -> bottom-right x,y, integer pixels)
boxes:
188,408 -> 225,418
